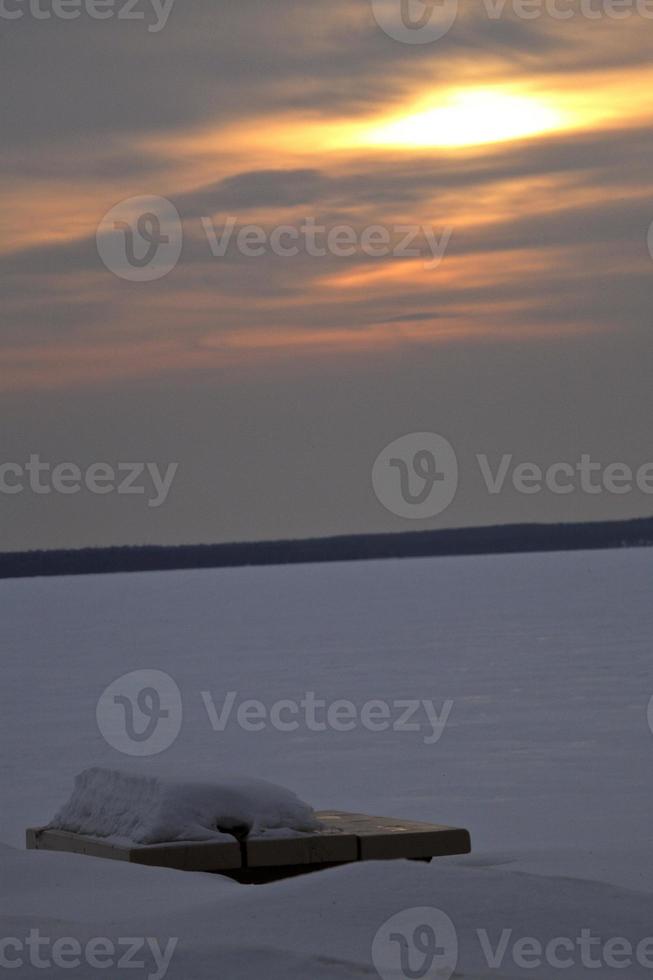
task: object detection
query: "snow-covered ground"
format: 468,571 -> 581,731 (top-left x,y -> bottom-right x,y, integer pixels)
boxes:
1,548 -> 652,978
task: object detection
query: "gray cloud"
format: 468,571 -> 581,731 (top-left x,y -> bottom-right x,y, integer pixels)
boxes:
2,0 -> 651,149
2,0 -> 652,549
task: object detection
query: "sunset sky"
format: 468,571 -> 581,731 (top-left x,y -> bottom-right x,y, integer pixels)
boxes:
1,0 -> 652,550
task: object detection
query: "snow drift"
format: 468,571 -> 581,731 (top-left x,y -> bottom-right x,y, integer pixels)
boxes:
48,767 -> 320,845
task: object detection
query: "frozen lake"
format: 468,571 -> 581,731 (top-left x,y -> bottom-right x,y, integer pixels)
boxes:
2,547 -> 652,978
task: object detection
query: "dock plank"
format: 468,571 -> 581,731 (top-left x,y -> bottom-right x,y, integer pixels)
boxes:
26,813 -> 471,880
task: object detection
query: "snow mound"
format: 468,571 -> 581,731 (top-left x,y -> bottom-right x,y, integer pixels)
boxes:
48,768 -> 321,845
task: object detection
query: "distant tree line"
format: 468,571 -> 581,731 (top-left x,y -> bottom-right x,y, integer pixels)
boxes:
0,516 -> 651,580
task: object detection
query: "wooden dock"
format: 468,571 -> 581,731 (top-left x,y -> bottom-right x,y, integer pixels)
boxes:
27,812 -> 471,883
